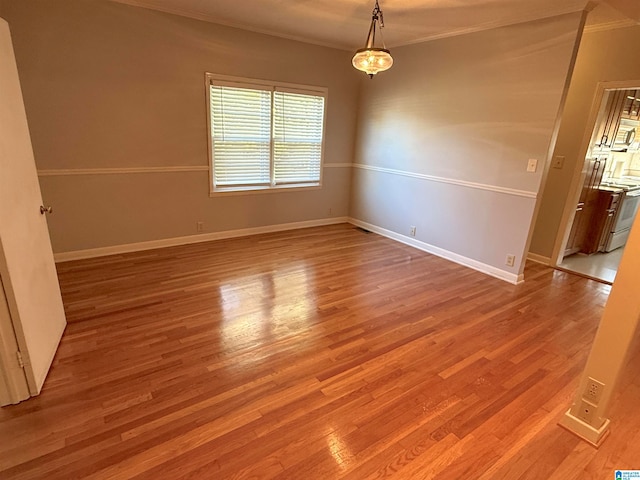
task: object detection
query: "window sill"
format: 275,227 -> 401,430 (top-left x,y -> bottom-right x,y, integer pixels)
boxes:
209,183 -> 321,197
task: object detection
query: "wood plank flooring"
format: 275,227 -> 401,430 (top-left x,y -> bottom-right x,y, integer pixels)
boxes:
1,223 -> 638,479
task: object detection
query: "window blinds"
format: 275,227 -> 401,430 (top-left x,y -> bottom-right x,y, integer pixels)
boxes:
210,86 -> 271,186
273,91 -> 324,185
210,81 -> 325,189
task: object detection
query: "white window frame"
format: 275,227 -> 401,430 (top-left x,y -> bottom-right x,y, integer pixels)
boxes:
205,73 -> 328,196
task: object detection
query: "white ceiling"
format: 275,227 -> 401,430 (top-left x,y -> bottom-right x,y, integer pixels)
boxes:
111,0 -> 638,50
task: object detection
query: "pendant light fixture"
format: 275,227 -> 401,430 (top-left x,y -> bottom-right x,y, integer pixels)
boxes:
352,0 -> 393,78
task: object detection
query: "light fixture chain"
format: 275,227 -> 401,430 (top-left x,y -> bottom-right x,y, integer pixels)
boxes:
373,0 -> 386,48
378,20 -> 387,49
374,0 -> 385,28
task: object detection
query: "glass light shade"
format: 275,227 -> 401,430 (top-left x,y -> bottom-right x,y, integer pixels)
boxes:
352,48 -> 393,77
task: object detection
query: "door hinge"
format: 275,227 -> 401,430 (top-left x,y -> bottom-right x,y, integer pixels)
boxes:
16,350 -> 25,369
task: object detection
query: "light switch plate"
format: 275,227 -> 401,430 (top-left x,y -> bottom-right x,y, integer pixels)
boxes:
527,159 -> 538,173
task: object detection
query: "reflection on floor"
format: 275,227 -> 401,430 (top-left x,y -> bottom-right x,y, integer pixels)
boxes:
559,247 -> 625,284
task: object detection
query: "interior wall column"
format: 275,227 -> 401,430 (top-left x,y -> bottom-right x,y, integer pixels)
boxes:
559,214 -> 640,446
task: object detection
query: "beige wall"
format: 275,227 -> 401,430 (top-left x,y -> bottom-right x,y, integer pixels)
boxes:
351,13 -> 584,278
1,0 -> 588,278
530,25 -> 640,258
0,0 -> 360,253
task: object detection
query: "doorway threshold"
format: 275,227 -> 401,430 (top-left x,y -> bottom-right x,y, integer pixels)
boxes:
556,248 -> 624,285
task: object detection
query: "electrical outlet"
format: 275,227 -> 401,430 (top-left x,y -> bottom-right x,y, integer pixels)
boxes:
410,226 -> 416,237
527,158 -> 538,172
505,254 -> 516,267
196,221 -> 204,233
576,399 -> 596,424
552,155 -> 565,169
583,377 -> 605,404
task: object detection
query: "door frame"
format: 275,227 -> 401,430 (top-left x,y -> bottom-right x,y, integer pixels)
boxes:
0,270 -> 31,406
550,79 -> 640,267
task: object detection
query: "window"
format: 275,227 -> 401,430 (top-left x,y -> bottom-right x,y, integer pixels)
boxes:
206,74 -> 327,194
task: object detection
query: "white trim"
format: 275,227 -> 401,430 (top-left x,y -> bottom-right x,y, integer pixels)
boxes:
205,72 -> 214,194
324,163 -> 352,168
208,184 -> 322,197
54,217 -> 349,262
558,409 -> 610,447
108,0 -> 351,51
396,6 -> 587,47
206,73 -> 327,96
583,19 -> 637,34
54,216 -> 523,283
37,166 -> 209,176
109,0 -> 590,50
353,164 -> 537,199
37,163 -> 351,177
526,252 -> 551,265
0,276 -> 30,406
348,218 -> 524,285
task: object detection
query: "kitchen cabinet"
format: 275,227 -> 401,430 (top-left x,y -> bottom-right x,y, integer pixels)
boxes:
594,90 -> 626,149
564,157 -> 607,255
593,189 -> 621,253
621,89 -> 640,121
565,202 -> 585,256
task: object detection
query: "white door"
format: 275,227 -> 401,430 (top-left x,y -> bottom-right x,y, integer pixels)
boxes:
0,18 -> 66,403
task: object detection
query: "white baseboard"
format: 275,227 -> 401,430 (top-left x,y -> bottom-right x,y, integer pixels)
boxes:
558,409 -> 610,448
527,252 -> 552,265
54,217 -> 349,262
56,216 -> 523,285
348,218 -> 523,285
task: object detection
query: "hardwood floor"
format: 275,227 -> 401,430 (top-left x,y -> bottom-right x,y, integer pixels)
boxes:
1,223 -> 638,479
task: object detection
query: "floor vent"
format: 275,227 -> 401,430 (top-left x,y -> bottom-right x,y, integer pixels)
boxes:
355,227 -> 371,234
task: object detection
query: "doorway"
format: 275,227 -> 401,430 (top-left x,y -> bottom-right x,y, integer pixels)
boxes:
556,85 -> 640,284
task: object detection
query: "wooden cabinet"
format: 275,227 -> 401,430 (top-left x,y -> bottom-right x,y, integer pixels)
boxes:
596,191 -> 620,252
593,89 -> 640,149
594,90 -> 626,149
564,157 -> 607,256
565,202 -> 585,256
621,89 -> 640,121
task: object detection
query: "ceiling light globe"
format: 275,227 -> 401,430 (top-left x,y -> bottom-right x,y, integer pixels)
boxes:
352,48 -> 393,77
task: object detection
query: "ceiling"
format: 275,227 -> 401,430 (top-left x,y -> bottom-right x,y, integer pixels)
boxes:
110,0 -> 639,50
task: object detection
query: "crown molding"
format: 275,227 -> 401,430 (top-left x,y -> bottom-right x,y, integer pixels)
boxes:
395,7 -> 587,48
108,0 -> 591,51
584,18 -> 638,33
108,0 -> 636,50
108,0 -> 351,51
